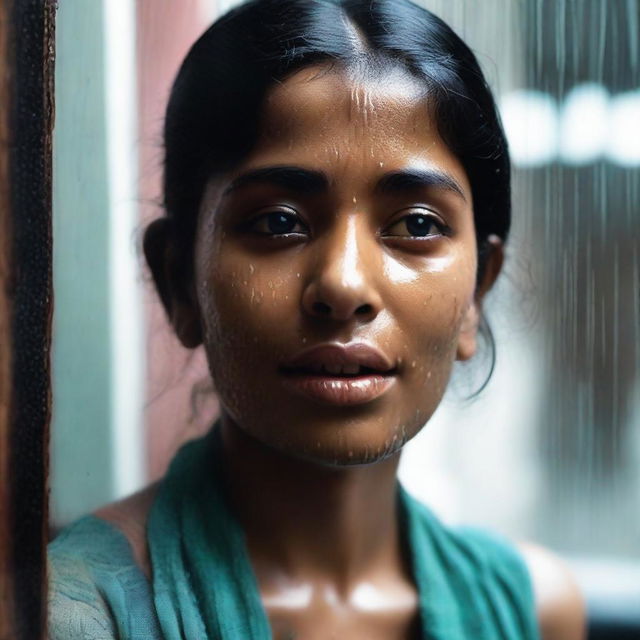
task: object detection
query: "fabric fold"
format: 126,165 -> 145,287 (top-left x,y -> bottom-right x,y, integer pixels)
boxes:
147,424 -> 539,640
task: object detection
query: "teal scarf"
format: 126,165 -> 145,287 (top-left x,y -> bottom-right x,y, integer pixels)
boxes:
148,427 -> 539,639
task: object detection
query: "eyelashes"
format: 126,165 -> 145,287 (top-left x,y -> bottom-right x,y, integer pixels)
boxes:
244,210 -> 308,236
242,208 -> 451,240
381,212 -> 450,239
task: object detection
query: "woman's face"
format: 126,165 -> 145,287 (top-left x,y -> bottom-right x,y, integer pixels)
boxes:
190,65 -> 482,465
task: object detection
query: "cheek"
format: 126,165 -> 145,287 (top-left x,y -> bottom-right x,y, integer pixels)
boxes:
196,246 -> 300,400
391,256 -> 476,398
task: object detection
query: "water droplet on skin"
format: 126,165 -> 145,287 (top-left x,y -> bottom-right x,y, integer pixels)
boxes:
411,360 -> 416,368
352,196 -> 357,204
379,161 -> 384,168
249,264 -> 255,275
427,371 -> 432,379
296,273 -> 301,278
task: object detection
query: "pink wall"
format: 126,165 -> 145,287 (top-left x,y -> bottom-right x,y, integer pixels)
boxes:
137,1 -> 220,481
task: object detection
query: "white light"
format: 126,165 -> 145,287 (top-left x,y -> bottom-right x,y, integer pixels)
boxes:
103,0 -> 144,498
560,84 -> 610,165
500,90 -> 559,167
607,90 -> 640,166
200,0 -> 220,23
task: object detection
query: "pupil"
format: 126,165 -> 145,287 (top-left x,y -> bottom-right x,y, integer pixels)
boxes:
267,212 -> 296,234
406,215 -> 432,236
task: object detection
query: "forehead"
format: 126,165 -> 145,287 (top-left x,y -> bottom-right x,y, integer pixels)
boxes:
263,64 -> 428,132
248,64 -> 469,190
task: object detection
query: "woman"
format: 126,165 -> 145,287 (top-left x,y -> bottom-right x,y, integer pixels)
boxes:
49,0 -> 586,638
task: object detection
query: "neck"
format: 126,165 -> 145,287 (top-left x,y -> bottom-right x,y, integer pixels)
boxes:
218,412 -> 405,594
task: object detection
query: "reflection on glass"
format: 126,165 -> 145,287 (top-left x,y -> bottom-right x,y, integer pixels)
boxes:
51,0 -> 640,634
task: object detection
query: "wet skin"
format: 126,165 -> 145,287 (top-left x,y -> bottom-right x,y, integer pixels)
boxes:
156,64 -> 504,638
192,65 -> 486,466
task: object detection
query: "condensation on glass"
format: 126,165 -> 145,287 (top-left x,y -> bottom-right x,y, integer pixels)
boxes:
52,0 -> 639,583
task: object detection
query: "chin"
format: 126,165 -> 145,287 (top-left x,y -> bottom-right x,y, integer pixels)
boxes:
249,413 -> 418,468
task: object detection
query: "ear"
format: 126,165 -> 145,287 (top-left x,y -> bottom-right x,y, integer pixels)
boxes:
143,218 -> 203,348
456,235 -> 504,361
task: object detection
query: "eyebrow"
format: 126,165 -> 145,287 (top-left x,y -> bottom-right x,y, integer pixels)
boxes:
222,165 -> 466,201
222,166 -> 328,196
375,168 -> 466,201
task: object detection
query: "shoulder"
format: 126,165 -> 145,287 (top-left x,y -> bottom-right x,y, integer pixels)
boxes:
48,516 -> 120,640
48,484 -> 161,640
404,495 -> 540,637
516,541 -> 587,640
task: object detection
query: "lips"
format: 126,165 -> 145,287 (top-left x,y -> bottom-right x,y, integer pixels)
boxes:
279,342 -> 397,406
281,342 -> 396,377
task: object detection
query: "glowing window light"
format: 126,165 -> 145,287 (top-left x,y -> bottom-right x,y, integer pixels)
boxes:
500,90 -> 559,167
560,84 -> 610,165
607,90 -> 640,167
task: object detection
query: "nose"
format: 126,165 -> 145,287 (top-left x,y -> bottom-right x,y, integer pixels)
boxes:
301,215 -> 383,323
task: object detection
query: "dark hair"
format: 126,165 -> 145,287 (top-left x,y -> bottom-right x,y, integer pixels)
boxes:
161,0 -> 511,390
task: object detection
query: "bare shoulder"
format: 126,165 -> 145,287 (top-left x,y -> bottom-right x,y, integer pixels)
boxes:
94,482 -> 160,579
516,541 -> 587,640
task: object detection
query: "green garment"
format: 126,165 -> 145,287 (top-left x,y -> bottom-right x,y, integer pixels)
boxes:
49,426 -> 540,639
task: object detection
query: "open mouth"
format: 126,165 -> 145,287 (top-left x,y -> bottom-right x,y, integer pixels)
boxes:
280,364 -> 397,378
278,342 -> 398,405
279,364 -> 397,405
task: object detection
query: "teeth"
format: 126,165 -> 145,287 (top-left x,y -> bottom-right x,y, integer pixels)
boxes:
325,363 -> 345,375
299,363 -> 368,375
320,362 -> 362,375
342,363 -> 360,375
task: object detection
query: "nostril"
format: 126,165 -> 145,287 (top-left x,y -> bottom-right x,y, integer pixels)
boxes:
356,303 -> 373,316
312,301 -> 332,315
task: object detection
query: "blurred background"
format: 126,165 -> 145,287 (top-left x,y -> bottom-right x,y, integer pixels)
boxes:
51,0 -> 639,634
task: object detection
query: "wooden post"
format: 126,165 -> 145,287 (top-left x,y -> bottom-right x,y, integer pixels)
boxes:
0,0 -> 15,635
0,1 -> 55,638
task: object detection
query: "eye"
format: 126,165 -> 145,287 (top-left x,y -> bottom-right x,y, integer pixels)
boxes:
382,211 -> 449,239
245,209 -> 308,236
